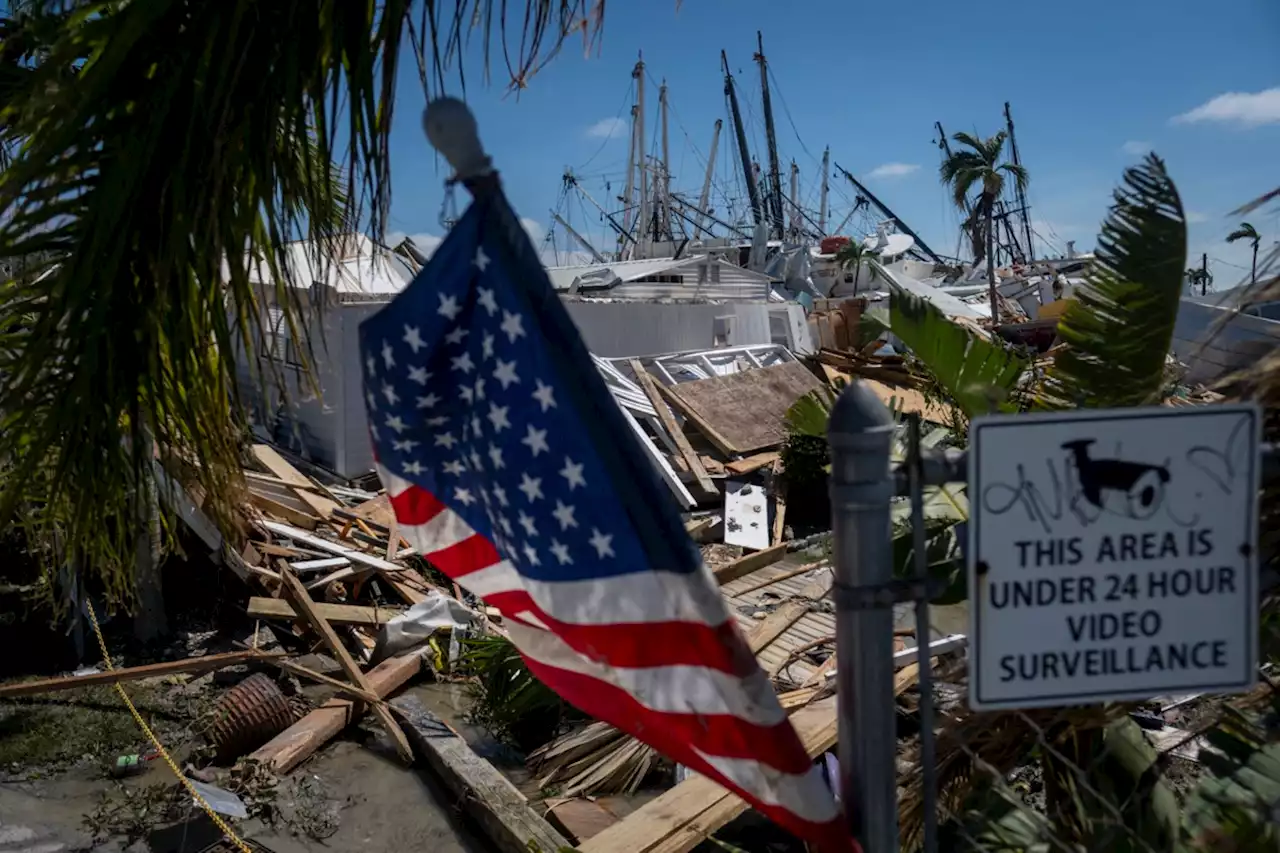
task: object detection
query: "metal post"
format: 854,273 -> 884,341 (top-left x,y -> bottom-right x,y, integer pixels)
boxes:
907,415 -> 939,853
827,382 -> 899,851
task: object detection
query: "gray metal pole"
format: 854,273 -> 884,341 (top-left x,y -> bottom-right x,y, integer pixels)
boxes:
827,382 -> 899,851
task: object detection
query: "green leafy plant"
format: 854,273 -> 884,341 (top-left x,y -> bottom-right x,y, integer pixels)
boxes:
459,635 -> 579,750
886,280 -> 1030,418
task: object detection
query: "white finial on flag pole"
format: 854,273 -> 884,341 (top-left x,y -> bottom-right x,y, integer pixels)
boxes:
423,98 -> 494,183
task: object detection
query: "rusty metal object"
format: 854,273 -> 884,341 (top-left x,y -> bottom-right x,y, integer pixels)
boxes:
207,673 -> 296,763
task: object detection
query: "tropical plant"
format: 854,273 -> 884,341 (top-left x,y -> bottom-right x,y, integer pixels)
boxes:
0,2 -> 603,607
939,131 -> 1029,322
1186,266 -> 1213,296
832,240 -> 878,297
1227,222 -> 1263,286
459,634 -> 579,750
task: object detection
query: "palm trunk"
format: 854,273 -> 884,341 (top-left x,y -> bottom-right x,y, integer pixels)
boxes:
852,263 -> 860,296
985,194 -> 998,321
1252,242 -> 1259,286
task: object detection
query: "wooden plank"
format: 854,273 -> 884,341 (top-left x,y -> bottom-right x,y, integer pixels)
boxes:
290,557 -> 351,572
711,543 -> 787,586
745,573 -> 832,658
247,597 -> 405,627
250,443 -> 314,489
249,650 -> 423,774
544,798 -> 622,842
732,560 -> 827,597
278,567 -> 414,764
251,443 -> 343,520
248,492 -> 319,529
0,651 -> 284,699
723,452 -> 780,476
629,360 -> 716,496
392,695 -> 572,853
652,380 -> 739,457
259,520 -> 406,573
665,362 -> 826,454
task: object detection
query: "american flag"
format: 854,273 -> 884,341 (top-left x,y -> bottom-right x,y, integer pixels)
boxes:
360,183 -> 851,849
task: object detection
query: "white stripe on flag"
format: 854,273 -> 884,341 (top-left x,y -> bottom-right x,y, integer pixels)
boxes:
692,748 -> 841,825
505,619 -> 785,727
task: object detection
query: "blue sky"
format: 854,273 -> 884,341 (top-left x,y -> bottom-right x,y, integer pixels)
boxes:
385,0 -> 1280,286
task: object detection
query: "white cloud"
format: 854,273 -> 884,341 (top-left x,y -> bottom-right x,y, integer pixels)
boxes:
1172,87 -> 1280,129
1121,140 -> 1152,156
1185,210 -> 1210,224
585,116 -> 628,140
865,162 -> 919,180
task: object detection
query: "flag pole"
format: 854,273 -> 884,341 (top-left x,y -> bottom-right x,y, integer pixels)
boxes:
422,97 -> 497,194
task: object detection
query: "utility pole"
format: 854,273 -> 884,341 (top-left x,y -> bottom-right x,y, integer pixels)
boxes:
1201,252 -> 1211,296
754,31 -> 786,239
819,146 -> 830,236
722,50 -> 762,228
695,119 -> 723,239
1004,102 -> 1036,262
634,53 -> 648,259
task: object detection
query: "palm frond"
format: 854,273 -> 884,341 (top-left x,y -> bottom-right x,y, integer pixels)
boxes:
1232,186 -> 1280,217
1226,222 -> 1259,244
950,131 -> 987,155
998,161 -> 1029,195
887,284 -> 1029,418
1039,153 -> 1186,410
0,0 -> 603,605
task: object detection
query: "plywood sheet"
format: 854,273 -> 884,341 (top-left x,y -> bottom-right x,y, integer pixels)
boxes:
667,362 -> 825,454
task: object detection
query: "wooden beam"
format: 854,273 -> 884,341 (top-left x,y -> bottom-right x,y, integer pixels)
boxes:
251,444 -> 342,519
711,543 -> 787,586
723,452 -> 781,476
746,573 -> 832,659
629,360 -> 716,496
248,492 -> 319,529
247,597 -> 405,627
652,380 -> 740,457
770,460 -> 788,545
259,520 -> 406,574
0,651 -> 284,699
278,567 -> 414,764
249,650 -> 423,774
392,696 -> 572,853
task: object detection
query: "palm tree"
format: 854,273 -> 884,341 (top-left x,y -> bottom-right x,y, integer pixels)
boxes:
831,239 -> 878,296
1227,221 -> 1262,285
939,131 -> 1029,322
0,2 -> 602,604
1185,266 -> 1212,296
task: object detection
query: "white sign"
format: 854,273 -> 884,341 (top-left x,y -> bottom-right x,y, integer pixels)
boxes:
967,404 -> 1261,711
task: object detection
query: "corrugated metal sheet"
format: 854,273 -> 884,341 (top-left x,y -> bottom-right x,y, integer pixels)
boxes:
224,234 -> 416,299
547,255 -> 772,301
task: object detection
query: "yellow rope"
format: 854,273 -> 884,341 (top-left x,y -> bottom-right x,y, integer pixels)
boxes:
85,600 -> 253,853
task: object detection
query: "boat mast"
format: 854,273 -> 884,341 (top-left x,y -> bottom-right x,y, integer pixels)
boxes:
721,50 -> 762,228
818,146 -> 830,236
695,119 -> 723,238
566,172 -> 635,247
659,80 -> 672,241
788,161 -> 799,240
835,162 -> 944,264
754,31 -> 785,239
622,105 -> 638,243
634,53 -> 649,258
1003,101 -> 1035,262
551,211 -> 606,263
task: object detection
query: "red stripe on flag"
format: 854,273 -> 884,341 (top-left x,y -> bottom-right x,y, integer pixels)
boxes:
429,534 -> 503,577
474,587 -> 755,674
520,655 -> 857,851
389,484 -> 448,527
